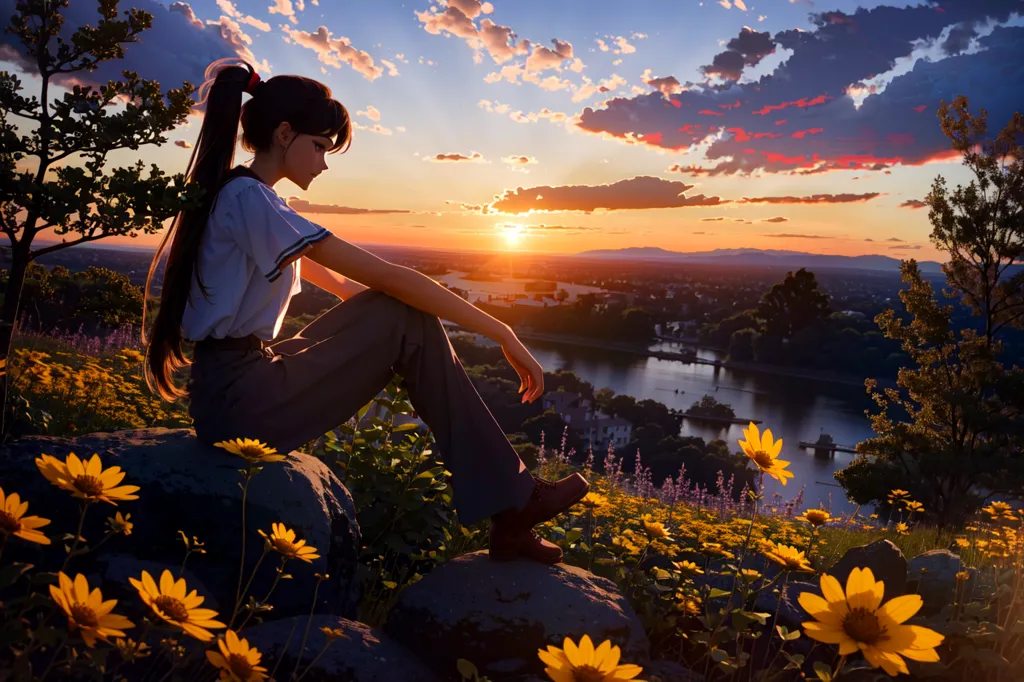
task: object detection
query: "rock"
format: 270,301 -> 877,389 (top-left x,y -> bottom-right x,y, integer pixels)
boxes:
827,539 -> 907,598
646,660 -> 705,682
907,550 -> 977,617
242,616 -> 437,682
382,551 -> 649,679
0,428 -> 362,620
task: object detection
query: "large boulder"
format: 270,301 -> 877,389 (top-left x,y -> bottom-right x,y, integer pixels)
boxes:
826,539 -> 907,599
382,551 -> 649,680
906,549 -> 992,617
0,428 -> 362,620
242,616 -> 437,682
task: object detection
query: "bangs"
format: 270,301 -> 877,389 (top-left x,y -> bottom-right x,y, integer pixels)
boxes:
300,98 -> 349,153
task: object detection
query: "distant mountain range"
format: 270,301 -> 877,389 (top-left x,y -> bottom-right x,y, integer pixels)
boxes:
571,247 -> 946,273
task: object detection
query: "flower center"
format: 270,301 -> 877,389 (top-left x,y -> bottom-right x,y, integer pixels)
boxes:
153,595 -> 190,622
751,450 -> 774,469
0,510 -> 20,534
70,603 -> 99,628
572,667 -> 608,682
842,607 -> 885,644
73,475 -> 105,497
228,653 -> 254,679
272,538 -> 296,555
807,511 -> 828,525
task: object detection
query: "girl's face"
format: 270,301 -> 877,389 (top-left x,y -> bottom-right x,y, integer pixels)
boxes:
283,131 -> 332,190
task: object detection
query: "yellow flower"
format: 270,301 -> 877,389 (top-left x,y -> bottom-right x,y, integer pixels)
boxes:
580,492 -> 609,509
887,489 -> 910,504
320,626 -> 350,641
762,541 -> 813,572
700,542 -> 735,560
738,423 -> 794,486
49,572 -> 134,647
107,512 -> 133,536
129,569 -> 225,642
214,438 -> 286,463
955,571 -> 970,582
0,487 -> 51,545
798,567 -> 944,676
258,523 -> 320,563
537,634 -> 644,681
955,538 -> 970,548
894,523 -> 910,536
206,630 -> 268,681
741,568 -> 763,582
903,500 -> 924,514
796,509 -> 832,527
672,560 -> 704,575
114,637 -> 151,661
640,514 -> 671,540
35,453 -> 140,505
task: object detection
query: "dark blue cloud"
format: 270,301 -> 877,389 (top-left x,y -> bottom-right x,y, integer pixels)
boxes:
577,0 -> 1024,175
0,0 -> 250,96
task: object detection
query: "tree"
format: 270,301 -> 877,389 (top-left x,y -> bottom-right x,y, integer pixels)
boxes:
837,97 -> 1024,527
0,263 -> 143,334
756,268 -> 830,340
927,95 -> 1024,347
0,0 -> 203,435
836,260 -> 1024,528
727,327 -> 757,362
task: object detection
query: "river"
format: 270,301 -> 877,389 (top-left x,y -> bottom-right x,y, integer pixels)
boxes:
519,337 -> 879,516
434,270 -> 877,515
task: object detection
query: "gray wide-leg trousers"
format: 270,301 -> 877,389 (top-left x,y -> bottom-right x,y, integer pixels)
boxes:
186,288 -> 536,526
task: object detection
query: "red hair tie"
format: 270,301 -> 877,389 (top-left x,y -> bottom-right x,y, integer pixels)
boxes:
244,70 -> 261,95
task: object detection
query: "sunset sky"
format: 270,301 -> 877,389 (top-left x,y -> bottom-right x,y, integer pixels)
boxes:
3,0 -> 1023,260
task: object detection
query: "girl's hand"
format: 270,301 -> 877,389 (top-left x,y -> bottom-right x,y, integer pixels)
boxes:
501,334 -> 545,403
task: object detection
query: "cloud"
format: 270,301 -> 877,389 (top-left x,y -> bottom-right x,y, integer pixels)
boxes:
357,105 -> 381,121
216,0 -> 271,31
899,199 -> 928,209
642,70 -> 684,96
175,140 -> 194,148
572,73 -> 628,103
353,121 -> 393,135
889,244 -> 922,250
574,2 -> 1024,176
281,25 -> 384,80
481,176 -> 725,214
702,217 -> 726,221
763,233 -> 831,239
268,0 -> 298,24
702,26 -> 776,81
740,193 -> 882,204
886,237 -> 905,242
502,155 -> 538,166
429,152 -> 485,162
0,0 -> 276,99
762,216 -> 789,222
287,199 -> 412,214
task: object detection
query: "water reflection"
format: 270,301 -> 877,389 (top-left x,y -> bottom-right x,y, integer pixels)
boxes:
523,338 -> 878,515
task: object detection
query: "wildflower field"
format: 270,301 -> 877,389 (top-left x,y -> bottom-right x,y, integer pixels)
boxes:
1,332 -> 1022,682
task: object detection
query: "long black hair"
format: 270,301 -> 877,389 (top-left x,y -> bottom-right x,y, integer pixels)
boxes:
142,58 -> 352,402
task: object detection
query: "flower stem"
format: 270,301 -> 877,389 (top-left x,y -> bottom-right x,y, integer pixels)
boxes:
290,574 -> 326,680
231,467 -> 255,624
230,548 -> 268,630
60,501 -> 92,572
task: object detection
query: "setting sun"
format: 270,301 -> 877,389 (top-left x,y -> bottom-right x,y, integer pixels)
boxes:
501,224 -> 526,248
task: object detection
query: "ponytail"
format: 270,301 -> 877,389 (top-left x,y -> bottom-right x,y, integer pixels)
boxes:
141,58 -> 253,402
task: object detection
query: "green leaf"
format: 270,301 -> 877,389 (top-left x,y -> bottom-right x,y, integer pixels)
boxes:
565,529 -> 583,544
974,648 -> 1008,668
710,648 -> 730,663
709,588 -> 731,599
813,661 -> 833,682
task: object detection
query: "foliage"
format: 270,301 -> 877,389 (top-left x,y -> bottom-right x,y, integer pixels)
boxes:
0,262 -> 143,335
838,97 -> 1024,529
687,395 -> 737,420
0,0 -> 205,434
756,268 -> 831,341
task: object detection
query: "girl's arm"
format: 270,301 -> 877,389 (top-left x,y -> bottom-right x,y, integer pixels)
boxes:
299,255 -> 370,301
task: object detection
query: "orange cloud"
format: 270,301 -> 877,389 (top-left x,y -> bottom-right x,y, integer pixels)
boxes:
483,176 -> 725,214
740,193 -> 882,204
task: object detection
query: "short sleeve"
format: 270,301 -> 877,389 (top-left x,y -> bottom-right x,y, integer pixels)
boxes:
229,182 -> 332,283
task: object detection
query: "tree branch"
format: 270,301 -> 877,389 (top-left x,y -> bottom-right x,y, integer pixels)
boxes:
28,232 -> 108,260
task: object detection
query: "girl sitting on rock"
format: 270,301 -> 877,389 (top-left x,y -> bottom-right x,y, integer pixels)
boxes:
140,58 -> 589,564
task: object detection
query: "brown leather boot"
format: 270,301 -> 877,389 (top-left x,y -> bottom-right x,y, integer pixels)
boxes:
489,525 -> 564,564
492,473 -> 591,530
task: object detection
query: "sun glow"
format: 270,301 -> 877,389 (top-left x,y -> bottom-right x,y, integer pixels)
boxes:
500,223 -> 526,248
